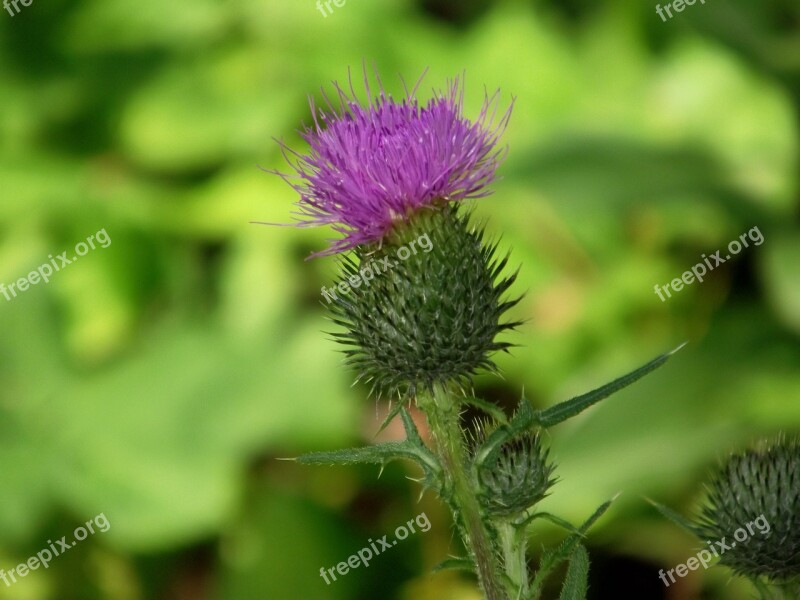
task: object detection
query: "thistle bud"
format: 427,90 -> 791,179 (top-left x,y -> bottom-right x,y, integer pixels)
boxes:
696,439 -> 800,583
329,205 -> 520,398
477,432 -> 556,517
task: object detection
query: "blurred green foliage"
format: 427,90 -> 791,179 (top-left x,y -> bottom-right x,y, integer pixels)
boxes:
0,0 -> 798,598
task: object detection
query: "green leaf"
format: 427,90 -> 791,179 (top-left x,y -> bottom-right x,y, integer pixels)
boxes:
646,498 -> 702,536
520,511 -> 580,534
532,497 -> 615,592
295,441 -> 439,474
400,407 -> 425,446
432,557 -> 476,574
296,406 -> 444,496
463,396 -> 509,425
559,544 -> 590,600
376,401 -> 405,434
533,344 -> 686,428
472,396 -> 536,470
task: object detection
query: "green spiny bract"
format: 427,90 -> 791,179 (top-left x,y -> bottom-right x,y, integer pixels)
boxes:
477,431 -> 556,518
696,439 -> 800,582
327,204 -> 521,399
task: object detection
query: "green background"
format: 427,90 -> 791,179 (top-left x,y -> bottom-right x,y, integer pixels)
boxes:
1,0 -> 798,598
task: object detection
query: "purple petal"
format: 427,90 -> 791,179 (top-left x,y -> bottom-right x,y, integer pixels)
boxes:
275,72 -> 513,256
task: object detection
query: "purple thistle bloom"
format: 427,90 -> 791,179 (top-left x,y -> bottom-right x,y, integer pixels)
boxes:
275,72 -> 513,256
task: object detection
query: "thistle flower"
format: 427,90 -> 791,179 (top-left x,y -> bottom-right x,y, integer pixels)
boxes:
277,71 -> 512,256
696,439 -> 800,583
275,71 -> 519,398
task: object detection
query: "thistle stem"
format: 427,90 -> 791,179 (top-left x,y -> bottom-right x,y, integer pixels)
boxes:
418,385 -> 507,600
499,520 -> 528,597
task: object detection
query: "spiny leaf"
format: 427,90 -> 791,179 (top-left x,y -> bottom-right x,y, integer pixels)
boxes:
559,544 -> 590,600
646,498 -> 703,537
533,344 -> 686,428
400,407 -> 425,446
472,396 -> 536,470
295,440 -> 440,474
463,396 -> 509,425
520,511 -> 580,534
432,557 -> 476,574
532,497 -> 616,591
377,401 -> 405,434
297,406 -> 444,495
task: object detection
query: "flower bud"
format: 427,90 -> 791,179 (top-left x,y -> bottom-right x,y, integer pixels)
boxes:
328,205 -> 520,399
477,432 -> 555,517
696,439 -> 800,582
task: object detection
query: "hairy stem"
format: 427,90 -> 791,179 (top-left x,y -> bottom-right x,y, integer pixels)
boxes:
418,385 -> 507,600
499,520 -> 528,597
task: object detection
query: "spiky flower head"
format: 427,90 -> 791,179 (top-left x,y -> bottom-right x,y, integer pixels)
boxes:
328,205 -> 521,399
277,71 -> 512,256
476,431 -> 556,518
695,439 -> 800,583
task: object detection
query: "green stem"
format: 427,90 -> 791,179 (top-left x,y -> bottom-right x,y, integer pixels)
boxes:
418,385 -> 507,600
752,578 -> 800,600
499,520 -> 528,598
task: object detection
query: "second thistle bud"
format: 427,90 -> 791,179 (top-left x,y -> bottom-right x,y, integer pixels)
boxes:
477,432 -> 556,518
696,439 -> 800,583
